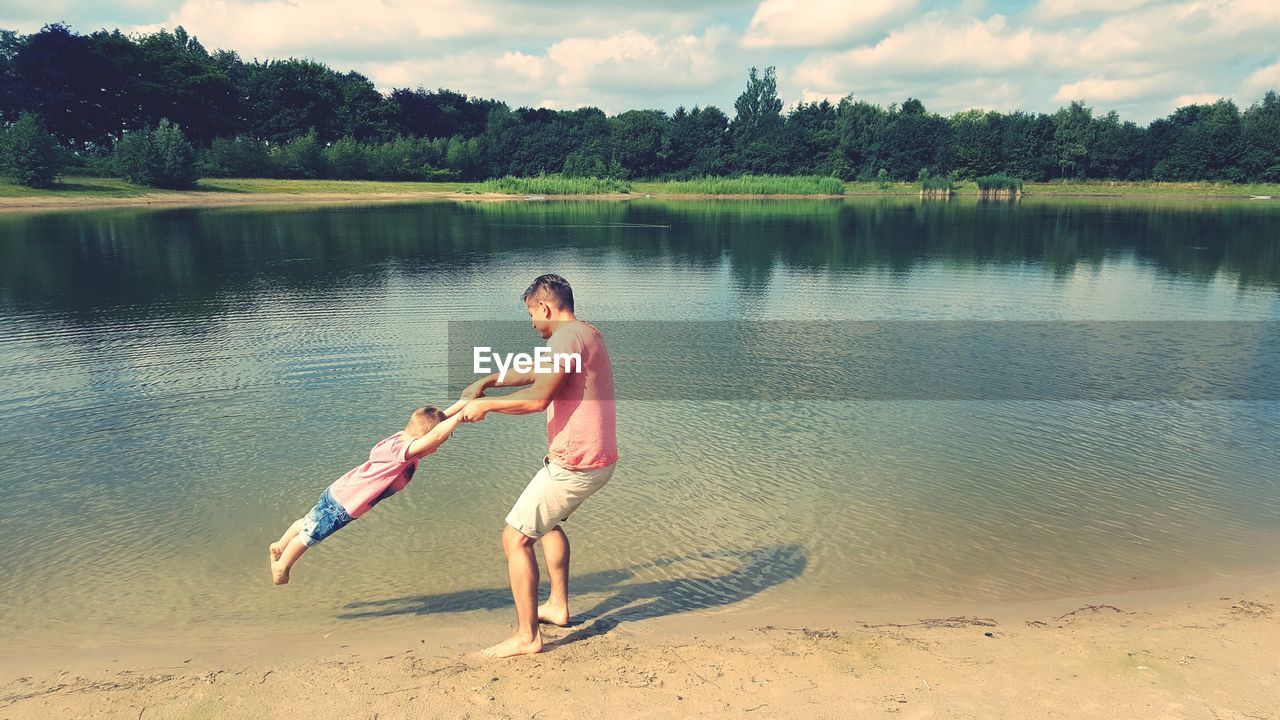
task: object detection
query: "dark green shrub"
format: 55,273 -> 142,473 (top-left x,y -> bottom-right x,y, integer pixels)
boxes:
0,112 -> 64,187
113,120 -> 197,188
271,131 -> 327,178
198,136 -> 272,177
324,137 -> 368,179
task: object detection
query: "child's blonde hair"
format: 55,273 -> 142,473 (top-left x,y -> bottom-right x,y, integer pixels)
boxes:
406,405 -> 447,438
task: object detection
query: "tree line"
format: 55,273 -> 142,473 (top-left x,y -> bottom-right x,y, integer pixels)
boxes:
1,23 -> 1279,188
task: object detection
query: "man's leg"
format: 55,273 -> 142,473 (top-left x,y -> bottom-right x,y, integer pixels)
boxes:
538,525 -> 571,627
482,525 -> 544,658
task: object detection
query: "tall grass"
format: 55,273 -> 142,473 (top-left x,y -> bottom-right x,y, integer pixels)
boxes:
469,174 -> 632,195
918,171 -> 954,196
647,174 -> 845,195
975,174 -> 1024,196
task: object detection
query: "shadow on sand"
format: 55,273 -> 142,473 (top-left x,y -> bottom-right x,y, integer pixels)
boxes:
338,544 -> 807,646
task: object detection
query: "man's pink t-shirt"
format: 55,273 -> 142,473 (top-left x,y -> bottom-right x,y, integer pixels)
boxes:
546,320 -> 618,470
328,433 -> 418,518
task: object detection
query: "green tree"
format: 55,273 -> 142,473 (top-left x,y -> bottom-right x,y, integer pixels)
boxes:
272,130 -> 328,178
0,112 -> 64,187
1088,111 -> 1144,180
0,29 -> 19,123
112,128 -> 158,185
948,109 -> 1004,178
666,105 -> 728,177
113,119 -> 196,188
241,59 -> 344,143
833,97 -> 889,180
1051,101 -> 1095,179
730,66 -> 789,173
1154,100 -> 1243,181
133,27 -> 236,144
610,109 -> 669,178
1240,91 -> 1280,181
732,66 -> 783,137
324,136 -> 368,179
785,99 -> 839,175
197,135 -> 271,177
877,99 -> 950,179
151,118 -> 197,187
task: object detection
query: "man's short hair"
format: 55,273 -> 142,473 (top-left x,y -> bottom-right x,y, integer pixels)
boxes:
522,274 -> 574,312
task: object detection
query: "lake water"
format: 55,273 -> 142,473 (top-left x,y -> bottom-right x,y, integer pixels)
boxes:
2,197 -> 1279,652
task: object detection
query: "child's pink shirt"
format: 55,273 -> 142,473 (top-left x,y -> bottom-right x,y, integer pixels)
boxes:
328,433 -> 417,518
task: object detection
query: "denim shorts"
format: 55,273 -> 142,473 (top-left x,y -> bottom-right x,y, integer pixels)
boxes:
300,488 -> 354,547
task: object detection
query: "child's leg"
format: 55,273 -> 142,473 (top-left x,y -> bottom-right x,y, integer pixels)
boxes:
271,534 -> 308,585
270,517 -> 307,561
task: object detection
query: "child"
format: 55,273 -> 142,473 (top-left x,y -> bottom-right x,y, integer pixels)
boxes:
269,398 -> 469,585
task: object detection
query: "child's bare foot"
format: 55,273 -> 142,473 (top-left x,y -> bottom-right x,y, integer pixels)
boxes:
269,542 -> 284,562
481,633 -> 543,659
537,601 -> 570,627
271,559 -> 291,585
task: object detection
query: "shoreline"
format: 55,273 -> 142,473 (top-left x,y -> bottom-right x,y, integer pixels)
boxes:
2,179 -> 1279,214
4,570 -> 1278,718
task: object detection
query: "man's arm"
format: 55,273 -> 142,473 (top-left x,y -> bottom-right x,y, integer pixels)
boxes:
461,366 -> 568,422
461,369 -> 537,400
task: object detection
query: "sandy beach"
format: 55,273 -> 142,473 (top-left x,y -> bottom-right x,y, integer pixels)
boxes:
4,574 -> 1277,720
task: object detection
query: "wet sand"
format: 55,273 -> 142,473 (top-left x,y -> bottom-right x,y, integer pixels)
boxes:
4,577 -> 1277,719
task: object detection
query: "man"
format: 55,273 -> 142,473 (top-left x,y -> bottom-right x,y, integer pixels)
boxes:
460,274 -> 618,658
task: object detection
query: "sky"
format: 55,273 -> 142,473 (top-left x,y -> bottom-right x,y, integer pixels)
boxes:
3,0 -> 1279,122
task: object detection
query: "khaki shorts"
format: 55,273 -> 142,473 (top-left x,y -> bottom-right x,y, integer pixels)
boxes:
505,457 -> 616,539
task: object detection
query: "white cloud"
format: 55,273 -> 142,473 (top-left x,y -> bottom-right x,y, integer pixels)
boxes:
12,0 -> 1279,122
1241,59 -> 1280,98
546,27 -> 733,93
1171,93 -> 1225,108
495,51 -> 545,82
1031,0 -> 1156,21
742,0 -> 917,48
137,0 -> 494,57
1064,0 -> 1280,73
358,27 -> 735,112
1052,74 -> 1178,103
794,14 -> 1035,89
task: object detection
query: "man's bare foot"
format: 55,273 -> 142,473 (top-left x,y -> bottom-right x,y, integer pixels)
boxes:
480,634 -> 543,659
269,542 -> 284,562
271,560 -> 291,585
537,602 -> 570,627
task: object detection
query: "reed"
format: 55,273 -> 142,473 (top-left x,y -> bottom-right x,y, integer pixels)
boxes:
469,174 -> 632,195
642,175 -> 845,195
975,174 -> 1024,198
919,171 -> 955,197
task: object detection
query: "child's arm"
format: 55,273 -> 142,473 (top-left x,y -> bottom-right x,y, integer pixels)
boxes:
442,397 -> 469,418
406,411 -> 466,461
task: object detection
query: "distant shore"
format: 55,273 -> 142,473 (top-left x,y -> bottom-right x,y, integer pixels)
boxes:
3,571 -> 1277,719
2,177 -> 1279,213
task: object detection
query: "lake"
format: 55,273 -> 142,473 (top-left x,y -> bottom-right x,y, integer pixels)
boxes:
2,197 -> 1278,652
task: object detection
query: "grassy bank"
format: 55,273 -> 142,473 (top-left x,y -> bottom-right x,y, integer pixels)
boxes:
633,174 -> 845,195
3,176 -> 1280,208
465,174 -> 632,195
0,176 -> 468,199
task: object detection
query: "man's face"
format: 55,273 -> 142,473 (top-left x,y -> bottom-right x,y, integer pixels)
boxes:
525,299 -> 553,338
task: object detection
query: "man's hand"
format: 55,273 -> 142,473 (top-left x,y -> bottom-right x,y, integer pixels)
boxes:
461,377 -> 491,401
460,402 -> 490,423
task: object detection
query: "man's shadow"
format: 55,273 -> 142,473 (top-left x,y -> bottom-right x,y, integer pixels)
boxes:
339,544 -> 807,646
